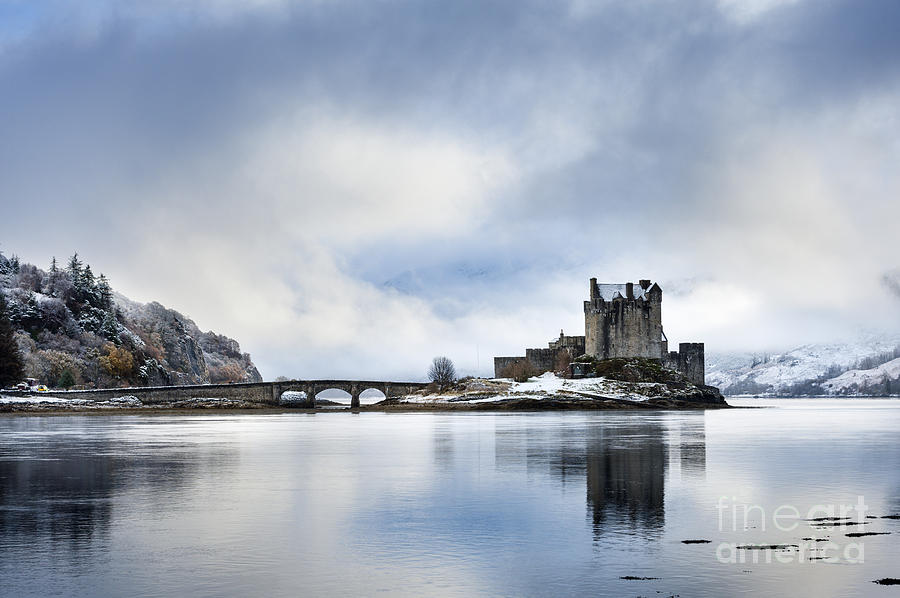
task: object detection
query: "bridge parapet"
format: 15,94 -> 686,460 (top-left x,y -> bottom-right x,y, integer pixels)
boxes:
9,379 -> 428,409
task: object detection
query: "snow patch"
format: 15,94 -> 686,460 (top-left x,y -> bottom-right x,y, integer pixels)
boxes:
398,373 -> 654,404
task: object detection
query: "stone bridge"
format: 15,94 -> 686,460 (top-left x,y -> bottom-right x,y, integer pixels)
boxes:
10,379 -> 430,408
273,380 -> 429,408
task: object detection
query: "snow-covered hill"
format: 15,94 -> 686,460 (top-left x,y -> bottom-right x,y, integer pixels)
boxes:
820,358 -> 900,395
707,335 -> 900,396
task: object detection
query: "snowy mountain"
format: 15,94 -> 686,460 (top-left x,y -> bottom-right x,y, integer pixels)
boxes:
707,335 -> 900,396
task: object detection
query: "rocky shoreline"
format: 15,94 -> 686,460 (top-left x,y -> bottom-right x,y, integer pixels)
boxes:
1,371 -> 730,413
0,399 -> 731,415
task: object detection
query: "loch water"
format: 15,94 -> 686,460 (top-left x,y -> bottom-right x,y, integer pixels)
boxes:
1,399 -> 898,597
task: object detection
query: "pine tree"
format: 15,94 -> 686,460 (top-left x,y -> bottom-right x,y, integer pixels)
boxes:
67,253 -> 82,277
46,257 -> 64,297
0,293 -> 25,388
57,368 -> 76,389
80,264 -> 96,298
82,264 -> 95,286
97,274 -> 113,310
99,310 -> 120,341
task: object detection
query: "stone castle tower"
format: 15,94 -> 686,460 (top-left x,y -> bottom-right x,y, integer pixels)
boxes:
494,277 -> 706,385
584,278 -> 666,359
584,278 -> 704,384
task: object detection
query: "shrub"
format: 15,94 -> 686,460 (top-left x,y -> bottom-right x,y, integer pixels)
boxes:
99,342 -> 134,380
594,357 -> 685,384
209,363 -> 246,384
554,350 -> 572,374
500,359 -> 539,383
57,368 -> 76,389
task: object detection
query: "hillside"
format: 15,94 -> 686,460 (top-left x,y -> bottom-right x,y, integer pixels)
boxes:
0,250 -> 261,389
707,335 -> 900,396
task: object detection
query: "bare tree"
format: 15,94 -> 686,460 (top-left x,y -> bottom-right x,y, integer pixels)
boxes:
428,356 -> 456,391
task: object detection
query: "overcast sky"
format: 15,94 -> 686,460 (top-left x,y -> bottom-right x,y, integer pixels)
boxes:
2,0 -> 899,380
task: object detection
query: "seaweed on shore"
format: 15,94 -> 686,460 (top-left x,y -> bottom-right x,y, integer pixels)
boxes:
806,516 -> 850,522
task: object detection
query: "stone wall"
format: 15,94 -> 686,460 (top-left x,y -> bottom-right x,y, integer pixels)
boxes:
677,343 -> 705,386
525,348 -> 556,372
494,356 -> 528,378
17,381 -> 279,405
663,343 -> 705,386
494,332 -> 586,377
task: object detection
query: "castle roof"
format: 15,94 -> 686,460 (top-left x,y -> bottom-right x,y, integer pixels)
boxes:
595,283 -> 648,301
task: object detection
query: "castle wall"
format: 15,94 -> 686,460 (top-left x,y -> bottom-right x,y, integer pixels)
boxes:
494,334 -> 585,378
525,348 -> 556,373
678,343 -> 705,386
494,356 -> 527,378
663,343 -> 705,385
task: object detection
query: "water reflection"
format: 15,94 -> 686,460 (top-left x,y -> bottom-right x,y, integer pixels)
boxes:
484,415 -> 707,540
586,421 -> 668,537
678,418 -> 706,478
0,417 -> 233,559
3,407 -> 897,598
0,455 -> 116,549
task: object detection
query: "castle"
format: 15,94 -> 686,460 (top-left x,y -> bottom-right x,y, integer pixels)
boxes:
493,277 -> 706,385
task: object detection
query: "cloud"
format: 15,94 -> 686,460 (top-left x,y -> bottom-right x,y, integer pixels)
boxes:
2,0 -> 899,376
884,270 -> 900,301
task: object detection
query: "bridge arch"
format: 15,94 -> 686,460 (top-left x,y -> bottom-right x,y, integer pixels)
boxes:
314,388 -> 353,406
278,390 -> 308,406
359,388 -> 386,405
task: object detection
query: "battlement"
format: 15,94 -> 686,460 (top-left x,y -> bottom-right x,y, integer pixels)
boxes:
586,278 -> 662,308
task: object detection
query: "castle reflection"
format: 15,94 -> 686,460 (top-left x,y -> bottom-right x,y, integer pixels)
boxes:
586,421 -> 667,535
488,415 -> 707,540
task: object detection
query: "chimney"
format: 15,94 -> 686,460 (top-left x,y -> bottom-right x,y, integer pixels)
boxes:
590,278 -> 598,300
639,279 -> 651,290
626,282 -> 634,299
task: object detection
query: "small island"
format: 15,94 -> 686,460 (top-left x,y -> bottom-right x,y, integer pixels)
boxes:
371,357 -> 727,411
